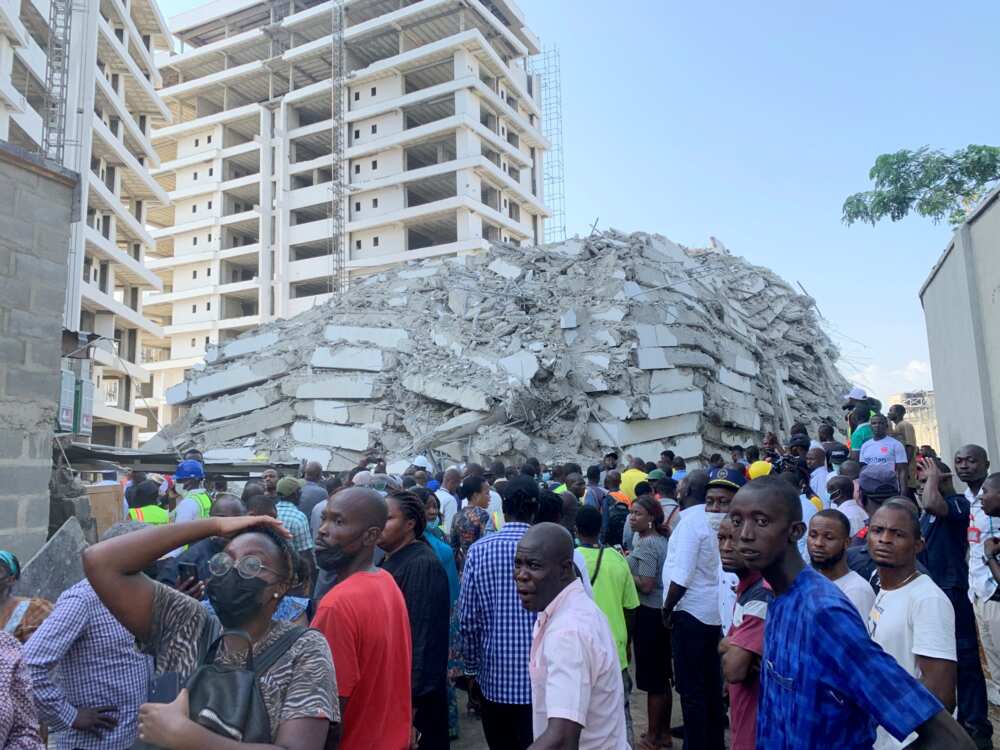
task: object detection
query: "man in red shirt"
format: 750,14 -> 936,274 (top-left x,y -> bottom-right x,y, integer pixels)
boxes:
717,516 -> 772,750
312,487 -> 413,750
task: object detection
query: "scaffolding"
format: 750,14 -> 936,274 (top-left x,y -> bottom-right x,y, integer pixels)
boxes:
40,0 -> 72,163
530,44 -> 565,243
327,0 -> 347,294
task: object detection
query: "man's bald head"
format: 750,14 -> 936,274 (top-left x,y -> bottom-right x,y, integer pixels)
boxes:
210,494 -> 246,518
443,468 -> 461,492
515,522 -> 576,612
604,469 -> 622,491
304,461 -> 323,481
806,447 -> 827,471
682,469 -> 710,507
336,486 -> 388,529
839,460 -> 861,480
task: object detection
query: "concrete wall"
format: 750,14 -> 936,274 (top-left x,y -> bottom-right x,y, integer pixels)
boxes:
0,142 -> 78,560
920,188 -> 1000,467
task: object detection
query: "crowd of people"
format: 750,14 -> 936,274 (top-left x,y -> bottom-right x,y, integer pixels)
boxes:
1,392 -> 999,749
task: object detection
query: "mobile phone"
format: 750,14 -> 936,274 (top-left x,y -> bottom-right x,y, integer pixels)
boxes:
178,562 -> 199,582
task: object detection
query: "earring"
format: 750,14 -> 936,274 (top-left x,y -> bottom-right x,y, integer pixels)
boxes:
273,593 -> 279,599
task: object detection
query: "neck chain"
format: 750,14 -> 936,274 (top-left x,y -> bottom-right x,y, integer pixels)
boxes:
881,569 -> 920,591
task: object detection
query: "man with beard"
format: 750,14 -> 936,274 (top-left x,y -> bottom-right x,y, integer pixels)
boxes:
312,487 -> 413,750
807,510 -> 874,617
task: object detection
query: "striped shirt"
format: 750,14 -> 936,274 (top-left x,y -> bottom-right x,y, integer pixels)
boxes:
22,580 -> 151,749
458,522 -> 535,704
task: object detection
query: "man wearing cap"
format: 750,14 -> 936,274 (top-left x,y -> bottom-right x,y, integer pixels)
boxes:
126,480 -> 169,526
276,477 -> 317,581
170,460 -> 212,524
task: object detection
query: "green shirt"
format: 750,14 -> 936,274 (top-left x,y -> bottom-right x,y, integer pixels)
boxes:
851,423 -> 874,451
576,545 -> 640,667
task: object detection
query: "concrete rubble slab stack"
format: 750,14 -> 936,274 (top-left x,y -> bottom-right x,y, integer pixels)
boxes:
147,230 -> 851,470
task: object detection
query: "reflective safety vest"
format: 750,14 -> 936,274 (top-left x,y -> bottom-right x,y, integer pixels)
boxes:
189,489 -> 212,519
129,505 -> 170,525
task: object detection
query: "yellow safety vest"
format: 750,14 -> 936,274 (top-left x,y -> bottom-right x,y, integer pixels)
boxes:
189,490 -> 212,519
129,505 -> 170,525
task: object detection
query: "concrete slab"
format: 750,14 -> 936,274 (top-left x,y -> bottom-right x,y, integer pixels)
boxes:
588,413 -> 701,446
13,517 -> 87,602
291,445 -> 333,467
499,351 -> 539,383
487,258 -> 522,279
596,395 -> 631,420
718,366 -> 753,393
401,374 -> 492,411
637,347 -> 671,370
310,346 -> 385,371
196,402 -> 295,443
647,390 -> 705,419
650,369 -> 695,393
200,390 -> 269,422
290,420 -> 371,451
291,375 -> 377,400
634,323 -> 678,348
323,325 -> 409,349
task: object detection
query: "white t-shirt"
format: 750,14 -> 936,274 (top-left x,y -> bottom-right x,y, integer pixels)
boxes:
867,574 -> 956,750
836,499 -> 869,538
798,496 -> 817,563
436,488 -> 458,533
859,437 -> 908,484
663,504 -> 722,625
832,569 -> 876,619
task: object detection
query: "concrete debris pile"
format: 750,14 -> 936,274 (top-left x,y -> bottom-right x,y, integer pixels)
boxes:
150,230 -> 850,470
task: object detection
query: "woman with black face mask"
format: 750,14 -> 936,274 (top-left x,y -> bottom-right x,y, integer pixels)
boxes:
83,514 -> 340,749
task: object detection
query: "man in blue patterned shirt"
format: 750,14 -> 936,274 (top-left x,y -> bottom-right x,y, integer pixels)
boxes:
459,475 -> 539,750
22,522 -> 153,749
728,475 -> 975,750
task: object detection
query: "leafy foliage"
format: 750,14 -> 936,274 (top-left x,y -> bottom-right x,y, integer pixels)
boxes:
842,145 -> 1000,226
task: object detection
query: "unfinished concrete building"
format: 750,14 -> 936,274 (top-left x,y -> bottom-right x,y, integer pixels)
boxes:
150,230 -> 851,471
142,0 -> 549,442
0,0 -> 173,447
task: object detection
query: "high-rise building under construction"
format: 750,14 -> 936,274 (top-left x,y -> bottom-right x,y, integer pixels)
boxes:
142,0 -> 551,438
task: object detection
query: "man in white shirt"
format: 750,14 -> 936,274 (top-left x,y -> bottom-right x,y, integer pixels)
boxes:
515,523 -> 628,749
807,509 -> 874,618
867,500 -> 957,750
807,448 -> 831,508
661,470 -> 725,750
436,467 -> 461,533
827,475 -> 868,538
959,445 -> 1000,706
859,414 -> 908,493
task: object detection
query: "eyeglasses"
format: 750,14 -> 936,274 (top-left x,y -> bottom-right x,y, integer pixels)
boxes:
208,552 -> 281,580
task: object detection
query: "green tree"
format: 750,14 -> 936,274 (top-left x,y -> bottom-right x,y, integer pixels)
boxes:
842,145 -> 1000,226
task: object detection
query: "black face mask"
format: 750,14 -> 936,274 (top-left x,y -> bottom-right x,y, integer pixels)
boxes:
206,569 -> 269,628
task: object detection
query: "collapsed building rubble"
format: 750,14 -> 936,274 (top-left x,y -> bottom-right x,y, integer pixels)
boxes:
147,230 -> 851,471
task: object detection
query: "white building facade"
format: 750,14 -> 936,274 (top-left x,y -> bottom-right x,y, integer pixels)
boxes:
0,0 -> 172,447
143,0 -> 548,438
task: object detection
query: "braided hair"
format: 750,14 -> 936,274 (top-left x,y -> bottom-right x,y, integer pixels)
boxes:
389,490 -> 427,538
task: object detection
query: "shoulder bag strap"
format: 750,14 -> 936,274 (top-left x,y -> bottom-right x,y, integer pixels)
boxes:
3,600 -> 31,634
252,626 -> 308,679
589,545 -> 606,586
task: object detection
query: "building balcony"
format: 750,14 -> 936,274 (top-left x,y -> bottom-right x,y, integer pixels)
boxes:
94,72 -> 159,167
92,344 -> 152,383
80,279 -> 163,337
83,225 -> 163,289
0,0 -> 27,47
151,102 -> 260,143
87,177 -> 157,247
93,399 -> 148,429
97,16 -> 171,122
92,118 -> 170,204
158,59 -> 267,101
105,0 -> 162,85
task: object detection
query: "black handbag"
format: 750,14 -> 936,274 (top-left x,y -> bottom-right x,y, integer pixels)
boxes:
132,622 -> 306,747
185,626 -> 308,743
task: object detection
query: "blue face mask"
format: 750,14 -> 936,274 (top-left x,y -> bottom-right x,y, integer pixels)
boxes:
541,472 -> 551,482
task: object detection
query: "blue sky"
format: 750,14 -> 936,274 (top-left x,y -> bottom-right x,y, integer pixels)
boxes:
156,0 -> 1000,402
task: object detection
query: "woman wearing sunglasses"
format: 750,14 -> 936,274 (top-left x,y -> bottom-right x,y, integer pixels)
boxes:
82,514 -> 339,749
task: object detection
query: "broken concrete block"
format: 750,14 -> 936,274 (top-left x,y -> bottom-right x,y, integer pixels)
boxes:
637,348 -> 671,370
583,353 -> 611,370
310,346 -> 385,371
634,324 -> 679,348
650,369 -> 695,393
718,367 -> 753,393
169,358 -> 289,405
402,375 -> 492,411
292,375 -> 377,400
588,413 -> 701,447
647,390 -> 705,419
216,331 -> 281,362
290,421 -> 371,451
291,446 -> 333,468
203,447 -> 258,462
622,434 -> 704,462
596,396 -> 631,420
13,517 -> 87,602
200,390 -> 269,422
592,307 -> 626,322
499,351 -> 539,383
560,309 -> 578,329
665,348 -> 716,369
487,258 -> 522,279
196,402 -> 295,443
323,325 -> 408,349
591,329 -> 620,347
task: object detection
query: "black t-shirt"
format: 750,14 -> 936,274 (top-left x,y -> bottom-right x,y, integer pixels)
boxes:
822,441 -> 850,466
919,494 -> 971,591
380,540 -> 450,696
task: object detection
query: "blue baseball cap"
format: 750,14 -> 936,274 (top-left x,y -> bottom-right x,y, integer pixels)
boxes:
174,459 -> 205,481
707,467 -> 747,492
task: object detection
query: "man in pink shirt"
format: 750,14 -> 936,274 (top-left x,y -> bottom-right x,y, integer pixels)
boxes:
515,522 -> 628,750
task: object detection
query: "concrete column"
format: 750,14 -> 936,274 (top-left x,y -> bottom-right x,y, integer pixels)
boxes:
272,102 -> 291,319
456,207 -> 481,241
454,48 -> 477,80
454,126 -> 479,159
456,167 -> 479,202
454,89 -> 478,121
257,108 -> 274,322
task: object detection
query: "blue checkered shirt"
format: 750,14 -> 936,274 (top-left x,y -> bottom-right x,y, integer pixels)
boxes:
22,580 -> 152,750
458,522 -> 535,704
277,500 -> 314,552
757,567 -> 942,749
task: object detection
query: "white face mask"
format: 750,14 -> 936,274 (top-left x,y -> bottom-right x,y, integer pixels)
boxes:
174,485 -> 188,499
705,511 -> 725,532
